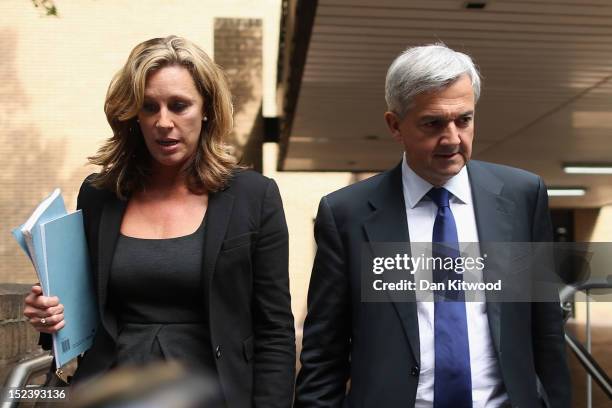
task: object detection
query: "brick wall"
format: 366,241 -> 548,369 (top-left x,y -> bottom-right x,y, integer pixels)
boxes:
0,284 -> 46,384
0,26 -> 88,285
214,18 -> 263,163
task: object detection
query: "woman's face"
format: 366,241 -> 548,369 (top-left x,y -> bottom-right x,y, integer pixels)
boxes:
137,65 -> 205,171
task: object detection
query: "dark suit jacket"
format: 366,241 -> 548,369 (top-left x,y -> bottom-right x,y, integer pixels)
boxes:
42,169 -> 295,408
295,160 -> 571,408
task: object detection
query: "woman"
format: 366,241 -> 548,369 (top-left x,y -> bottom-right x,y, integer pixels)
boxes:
23,35 -> 295,407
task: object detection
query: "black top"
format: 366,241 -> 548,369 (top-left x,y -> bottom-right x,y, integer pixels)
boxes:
109,217 -> 206,323
108,216 -> 214,370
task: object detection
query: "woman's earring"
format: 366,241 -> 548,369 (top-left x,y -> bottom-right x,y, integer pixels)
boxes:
203,116 -> 208,122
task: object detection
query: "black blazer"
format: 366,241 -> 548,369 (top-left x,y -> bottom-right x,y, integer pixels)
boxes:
295,161 -> 571,408
43,169 -> 295,407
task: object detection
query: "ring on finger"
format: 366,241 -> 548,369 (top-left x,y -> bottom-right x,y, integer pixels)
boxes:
40,318 -> 46,325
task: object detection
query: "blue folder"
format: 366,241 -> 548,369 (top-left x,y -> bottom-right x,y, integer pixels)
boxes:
12,189 -> 66,292
41,210 -> 98,367
12,190 -> 98,368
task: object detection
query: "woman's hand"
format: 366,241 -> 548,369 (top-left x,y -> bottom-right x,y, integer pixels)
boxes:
24,285 -> 65,334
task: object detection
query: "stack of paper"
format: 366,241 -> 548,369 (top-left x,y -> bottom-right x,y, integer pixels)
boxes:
12,189 -> 98,368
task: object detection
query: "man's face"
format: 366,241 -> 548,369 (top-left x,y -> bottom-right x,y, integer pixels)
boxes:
385,74 -> 475,186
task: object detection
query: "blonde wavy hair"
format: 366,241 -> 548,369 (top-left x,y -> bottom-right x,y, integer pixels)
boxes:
89,35 -> 237,198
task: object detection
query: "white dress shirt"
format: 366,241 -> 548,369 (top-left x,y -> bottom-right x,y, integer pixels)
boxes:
400,155 -> 510,407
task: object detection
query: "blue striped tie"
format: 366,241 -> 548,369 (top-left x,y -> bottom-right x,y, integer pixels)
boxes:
427,187 -> 472,408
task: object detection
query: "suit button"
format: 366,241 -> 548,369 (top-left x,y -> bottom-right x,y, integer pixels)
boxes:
411,365 -> 419,376
215,345 -> 222,359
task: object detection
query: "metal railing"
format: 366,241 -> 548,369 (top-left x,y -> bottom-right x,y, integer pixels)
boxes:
565,331 -> 612,399
561,282 -> 612,405
1,354 -> 53,408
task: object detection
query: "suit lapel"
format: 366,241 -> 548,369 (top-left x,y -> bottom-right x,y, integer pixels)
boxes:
363,163 -> 420,365
202,189 -> 235,311
97,196 -> 127,339
468,161 -> 516,358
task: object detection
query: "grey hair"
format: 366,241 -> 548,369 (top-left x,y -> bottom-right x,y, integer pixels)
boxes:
385,43 -> 481,118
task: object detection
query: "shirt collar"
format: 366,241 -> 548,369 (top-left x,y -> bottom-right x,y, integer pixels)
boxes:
401,153 -> 472,209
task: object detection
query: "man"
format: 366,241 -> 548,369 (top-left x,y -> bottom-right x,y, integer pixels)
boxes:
295,44 -> 570,407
